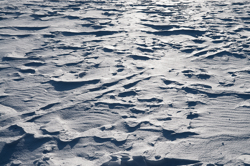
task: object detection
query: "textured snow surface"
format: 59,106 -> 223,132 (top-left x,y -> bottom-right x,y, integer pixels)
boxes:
1,0 -> 250,165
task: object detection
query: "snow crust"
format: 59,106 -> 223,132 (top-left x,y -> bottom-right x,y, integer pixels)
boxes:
1,0 -> 250,165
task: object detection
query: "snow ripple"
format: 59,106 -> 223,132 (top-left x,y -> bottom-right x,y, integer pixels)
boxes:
1,0 -> 250,165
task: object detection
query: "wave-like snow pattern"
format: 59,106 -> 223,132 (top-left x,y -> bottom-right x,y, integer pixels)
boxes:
1,0 -> 250,165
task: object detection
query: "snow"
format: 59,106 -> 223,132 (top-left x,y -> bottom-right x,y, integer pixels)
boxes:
1,0 -> 250,165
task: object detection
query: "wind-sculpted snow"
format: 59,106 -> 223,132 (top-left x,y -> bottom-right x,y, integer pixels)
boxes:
1,0 -> 250,165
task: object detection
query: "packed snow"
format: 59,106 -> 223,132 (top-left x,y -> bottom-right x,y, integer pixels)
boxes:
1,0 -> 250,165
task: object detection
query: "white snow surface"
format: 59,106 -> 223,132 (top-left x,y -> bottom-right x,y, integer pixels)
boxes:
1,0 -> 250,165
